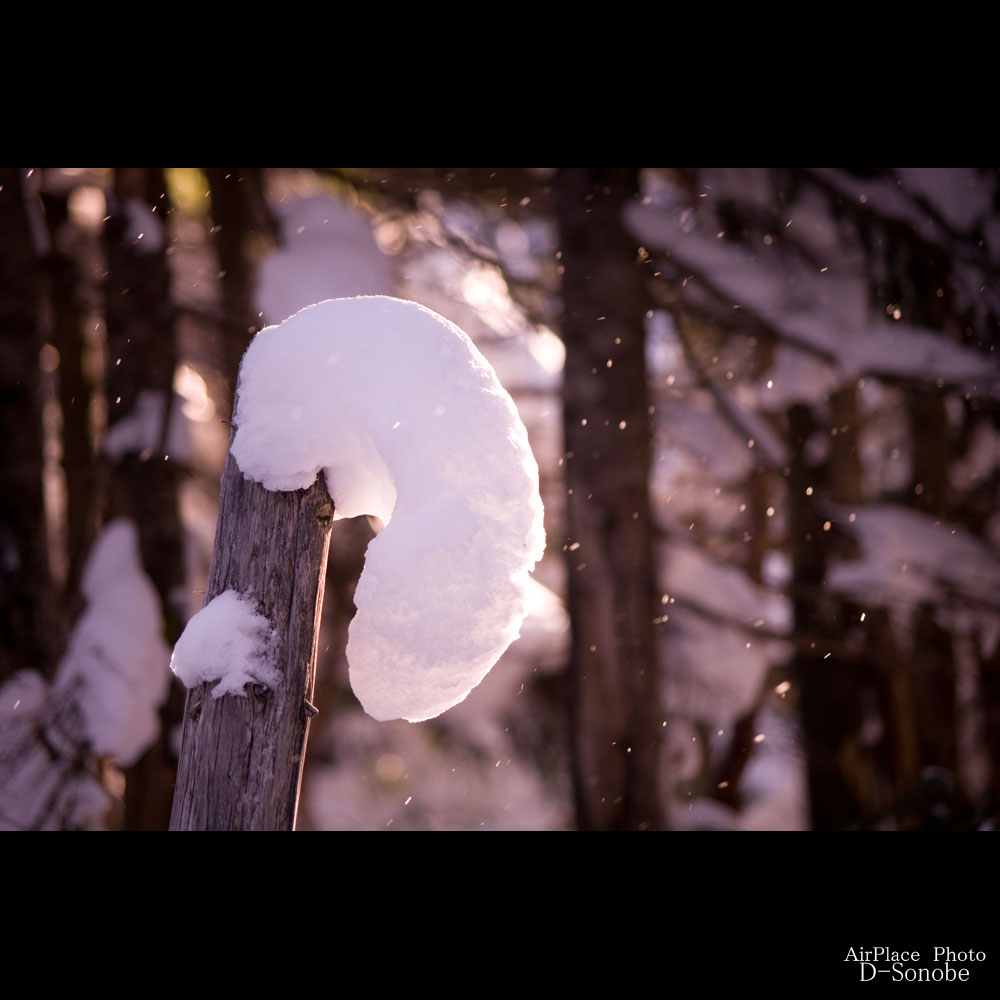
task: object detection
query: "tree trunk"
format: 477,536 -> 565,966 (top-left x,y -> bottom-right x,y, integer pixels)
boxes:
0,168 -> 59,683
556,167 -> 663,830
103,167 -> 189,829
205,167 -> 276,416
104,168 -> 187,630
40,179 -> 98,610
788,402 -> 888,828
169,449 -> 333,830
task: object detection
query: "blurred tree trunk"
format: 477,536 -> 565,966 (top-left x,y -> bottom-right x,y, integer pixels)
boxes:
0,169 -> 59,684
829,386 -> 864,507
891,259 -> 966,823
40,178 -> 99,610
556,167 -> 663,830
978,633 -> 1000,817
903,386 -> 958,782
204,167 -> 277,413
105,167 -> 186,622
103,167 -> 187,829
787,402 -> 876,829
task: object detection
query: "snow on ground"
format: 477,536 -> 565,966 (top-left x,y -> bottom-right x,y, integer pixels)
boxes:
303,705 -> 570,831
303,575 -> 571,831
1,518 -> 172,830
0,682 -> 112,830
229,296 -> 546,723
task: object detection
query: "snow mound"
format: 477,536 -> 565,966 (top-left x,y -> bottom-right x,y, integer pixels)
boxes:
171,591 -> 279,698
230,296 -> 546,722
54,518 -> 171,765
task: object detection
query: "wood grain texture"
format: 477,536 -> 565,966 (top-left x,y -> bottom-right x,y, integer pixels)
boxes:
169,446 -> 333,830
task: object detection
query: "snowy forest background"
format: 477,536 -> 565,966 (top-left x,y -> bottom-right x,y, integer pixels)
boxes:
2,166 -> 999,831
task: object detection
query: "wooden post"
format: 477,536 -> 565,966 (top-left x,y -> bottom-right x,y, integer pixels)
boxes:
169,443 -> 334,831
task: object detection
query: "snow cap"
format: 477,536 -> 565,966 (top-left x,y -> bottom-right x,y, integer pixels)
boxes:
229,296 -> 546,722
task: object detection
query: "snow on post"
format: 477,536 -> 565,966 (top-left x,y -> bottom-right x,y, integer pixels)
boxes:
228,295 -> 546,722
170,590 -> 279,698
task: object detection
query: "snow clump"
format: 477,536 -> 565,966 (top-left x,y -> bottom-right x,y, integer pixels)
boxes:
53,518 -> 172,765
229,295 -> 546,722
170,590 -> 280,698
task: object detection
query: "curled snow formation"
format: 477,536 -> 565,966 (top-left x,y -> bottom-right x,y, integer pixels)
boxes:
229,296 -> 546,722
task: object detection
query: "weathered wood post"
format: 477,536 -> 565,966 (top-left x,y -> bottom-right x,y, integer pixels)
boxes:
169,438 -> 333,831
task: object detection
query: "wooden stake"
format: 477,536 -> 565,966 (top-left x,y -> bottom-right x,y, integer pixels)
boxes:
169,445 -> 333,830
